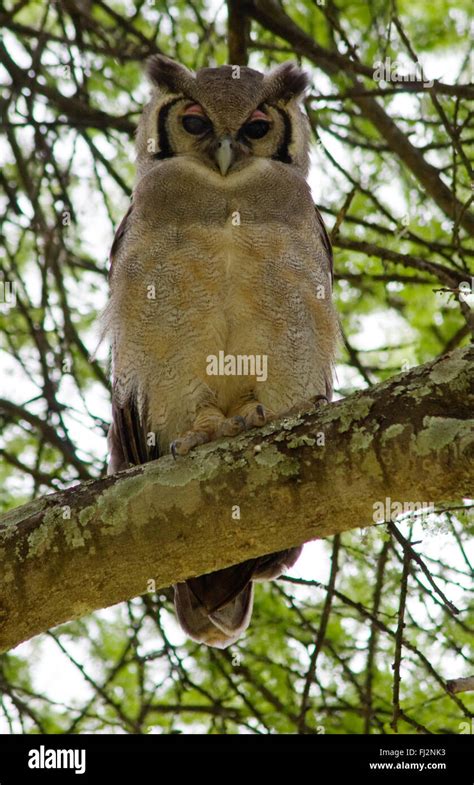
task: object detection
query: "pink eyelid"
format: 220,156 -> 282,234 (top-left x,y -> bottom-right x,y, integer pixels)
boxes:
183,103 -> 205,116
249,109 -> 270,121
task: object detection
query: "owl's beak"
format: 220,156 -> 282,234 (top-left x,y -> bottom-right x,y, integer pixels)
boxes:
215,136 -> 234,176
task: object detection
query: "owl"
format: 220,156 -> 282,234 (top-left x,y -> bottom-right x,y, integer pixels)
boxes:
104,56 -> 339,649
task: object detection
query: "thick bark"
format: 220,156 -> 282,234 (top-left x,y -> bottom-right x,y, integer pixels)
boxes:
0,347 -> 473,653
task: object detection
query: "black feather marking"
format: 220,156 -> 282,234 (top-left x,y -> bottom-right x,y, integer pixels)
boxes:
152,97 -> 182,160
272,107 -> 292,164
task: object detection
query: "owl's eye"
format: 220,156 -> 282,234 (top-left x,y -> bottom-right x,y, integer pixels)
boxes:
242,120 -> 270,140
182,114 -> 212,135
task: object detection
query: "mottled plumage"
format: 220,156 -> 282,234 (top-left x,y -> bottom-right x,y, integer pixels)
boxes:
104,56 -> 339,648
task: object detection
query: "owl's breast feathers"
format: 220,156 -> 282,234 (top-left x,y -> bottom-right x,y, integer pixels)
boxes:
105,155 -> 338,453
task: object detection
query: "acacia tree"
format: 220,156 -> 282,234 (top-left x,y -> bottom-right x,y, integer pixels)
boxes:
0,0 -> 473,735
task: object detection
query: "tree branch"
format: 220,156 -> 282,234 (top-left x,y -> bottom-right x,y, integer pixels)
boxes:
227,0 -> 249,65
447,676 -> 474,694
246,0 -> 474,236
0,347 -> 473,653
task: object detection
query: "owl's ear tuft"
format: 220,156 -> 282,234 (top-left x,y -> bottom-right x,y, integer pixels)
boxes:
146,55 -> 195,94
263,62 -> 310,103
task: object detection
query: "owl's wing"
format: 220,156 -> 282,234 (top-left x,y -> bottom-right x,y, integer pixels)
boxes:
107,202 -> 160,474
314,204 -> 333,286
313,205 -> 337,402
109,201 -> 133,283
107,396 -> 157,473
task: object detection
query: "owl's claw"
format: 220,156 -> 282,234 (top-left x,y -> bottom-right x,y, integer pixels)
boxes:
170,431 -> 210,458
169,408 -> 271,459
214,414 -> 247,438
243,403 -> 269,428
285,394 -> 329,418
312,395 -> 329,406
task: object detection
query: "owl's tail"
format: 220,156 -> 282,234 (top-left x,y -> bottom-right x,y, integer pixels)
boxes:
174,548 -> 302,649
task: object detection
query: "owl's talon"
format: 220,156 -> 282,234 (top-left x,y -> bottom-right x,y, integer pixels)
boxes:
312,395 -> 329,407
285,395 -> 329,418
169,431 -> 210,457
214,415 -> 247,439
170,441 -> 179,460
243,403 -> 269,428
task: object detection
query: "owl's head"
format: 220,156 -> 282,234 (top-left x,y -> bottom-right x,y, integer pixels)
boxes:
136,56 -> 311,180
